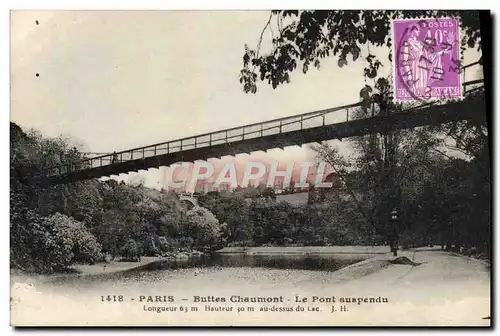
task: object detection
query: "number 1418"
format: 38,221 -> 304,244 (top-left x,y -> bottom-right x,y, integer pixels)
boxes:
101,295 -> 124,302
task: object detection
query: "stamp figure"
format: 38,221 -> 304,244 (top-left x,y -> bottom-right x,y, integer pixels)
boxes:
393,17 -> 461,102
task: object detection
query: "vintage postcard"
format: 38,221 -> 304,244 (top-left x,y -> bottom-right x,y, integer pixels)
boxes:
10,9 -> 491,327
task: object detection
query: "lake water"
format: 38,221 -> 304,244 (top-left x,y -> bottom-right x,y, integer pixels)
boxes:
35,253 -> 373,293
138,253 -> 370,271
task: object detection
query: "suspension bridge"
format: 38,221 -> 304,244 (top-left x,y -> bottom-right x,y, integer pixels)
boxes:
44,62 -> 486,185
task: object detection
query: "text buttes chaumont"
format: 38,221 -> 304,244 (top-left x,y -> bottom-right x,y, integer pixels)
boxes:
138,295 -> 389,304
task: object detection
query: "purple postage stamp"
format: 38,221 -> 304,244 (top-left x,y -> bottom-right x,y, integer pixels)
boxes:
392,17 -> 462,102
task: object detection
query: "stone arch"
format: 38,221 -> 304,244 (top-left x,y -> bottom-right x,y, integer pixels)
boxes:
179,194 -> 198,210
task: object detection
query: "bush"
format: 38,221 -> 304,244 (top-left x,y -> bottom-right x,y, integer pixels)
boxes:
183,206 -> 224,251
156,236 -> 171,252
312,235 -> 327,246
43,213 -> 103,265
11,208 -> 58,273
178,236 -> 194,251
10,210 -> 102,273
143,236 -> 162,256
119,239 -> 140,261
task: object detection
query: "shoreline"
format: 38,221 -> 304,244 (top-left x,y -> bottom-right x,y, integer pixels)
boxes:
10,246 -> 385,284
10,245 -> 490,282
215,245 -> 393,255
10,251 -> 208,280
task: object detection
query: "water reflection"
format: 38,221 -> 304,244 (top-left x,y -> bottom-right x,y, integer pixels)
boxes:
136,253 -> 369,273
38,253 -> 372,291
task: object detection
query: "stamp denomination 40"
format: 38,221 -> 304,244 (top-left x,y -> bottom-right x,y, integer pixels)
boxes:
393,17 -> 462,102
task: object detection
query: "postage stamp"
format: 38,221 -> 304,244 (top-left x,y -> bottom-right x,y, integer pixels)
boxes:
392,17 -> 462,102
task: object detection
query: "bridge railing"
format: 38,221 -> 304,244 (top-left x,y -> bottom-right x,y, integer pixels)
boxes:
408,60 -> 484,112
46,101 -> 362,176
46,60 -> 484,178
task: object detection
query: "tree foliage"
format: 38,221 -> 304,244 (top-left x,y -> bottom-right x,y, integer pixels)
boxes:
10,123 -> 194,272
240,10 -> 482,105
119,239 -> 140,261
239,11 -> 488,256
310,101 -> 489,254
184,206 -> 225,251
43,212 -> 103,264
10,108 -> 491,274
199,192 -> 253,243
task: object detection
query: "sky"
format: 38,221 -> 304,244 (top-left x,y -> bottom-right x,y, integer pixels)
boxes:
10,10 -> 483,190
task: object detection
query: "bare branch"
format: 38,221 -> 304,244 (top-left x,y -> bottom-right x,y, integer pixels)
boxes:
432,148 -> 454,160
311,144 -> 372,226
444,144 -> 471,157
255,12 -> 274,60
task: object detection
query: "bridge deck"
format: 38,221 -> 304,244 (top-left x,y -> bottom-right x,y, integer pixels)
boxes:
44,58 -> 484,185
46,89 -> 486,185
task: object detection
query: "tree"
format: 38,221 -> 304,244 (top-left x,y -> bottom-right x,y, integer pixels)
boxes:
10,208 -> 73,274
240,10 -> 482,107
198,193 -> 254,244
261,186 -> 277,201
311,102 -> 443,251
238,11 -> 488,255
43,213 -> 103,265
120,239 -> 140,261
97,209 -> 126,258
10,121 -> 203,271
248,201 -> 295,245
184,206 -> 225,251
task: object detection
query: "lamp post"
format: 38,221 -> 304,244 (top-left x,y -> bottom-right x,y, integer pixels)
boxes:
390,208 -> 398,256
